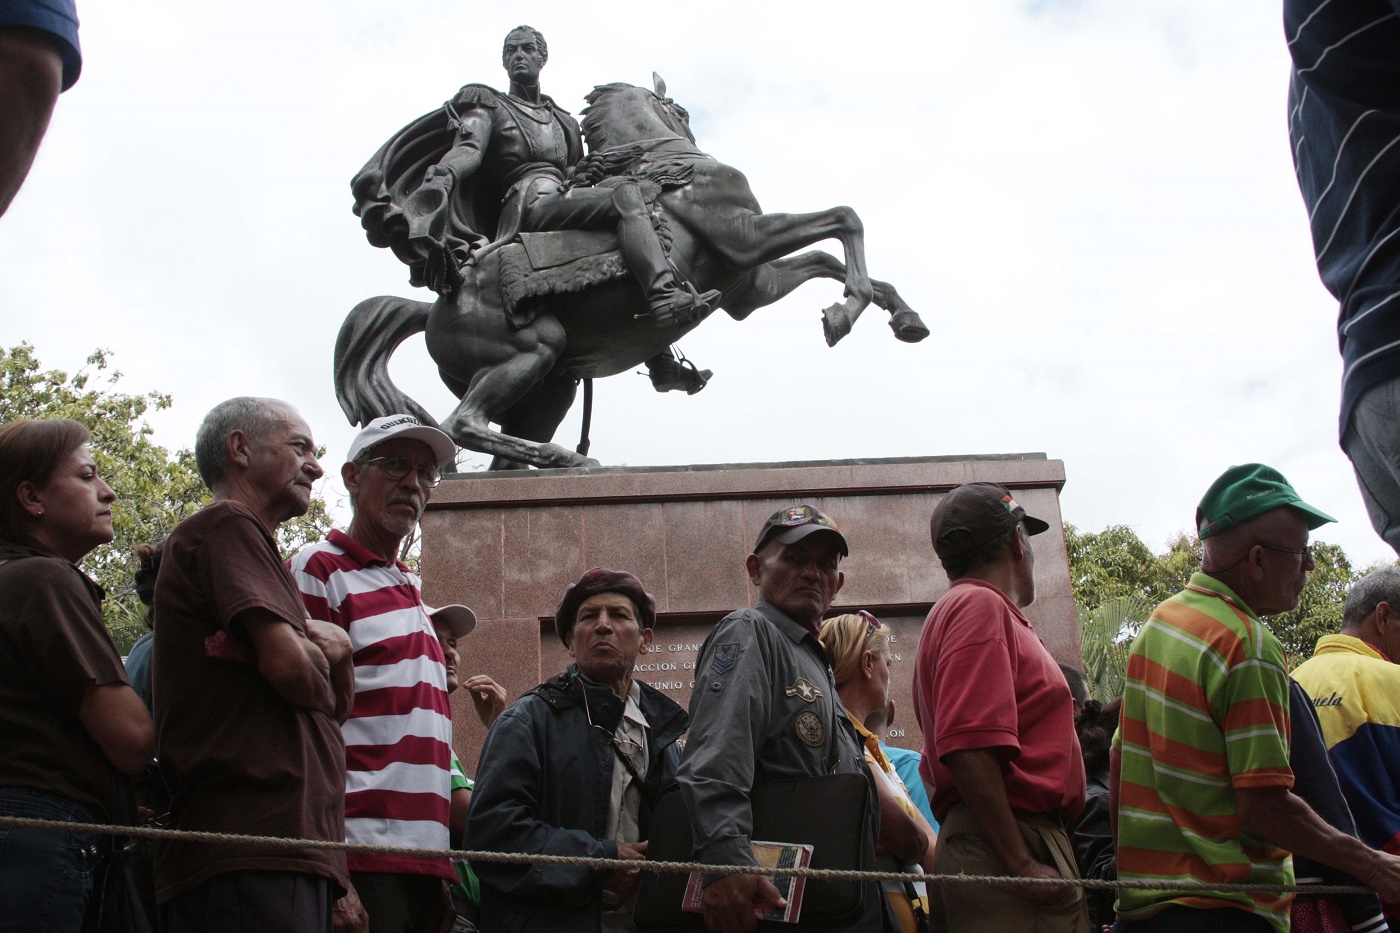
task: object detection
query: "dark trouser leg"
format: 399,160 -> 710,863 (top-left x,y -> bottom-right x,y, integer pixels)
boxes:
1344,375 -> 1400,555
351,871 -> 446,933
159,871 -> 333,933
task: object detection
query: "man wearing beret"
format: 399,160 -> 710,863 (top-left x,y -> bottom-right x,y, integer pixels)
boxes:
912,483 -> 1088,933
1114,464 -> 1400,932
677,504 -> 885,933
466,568 -> 688,933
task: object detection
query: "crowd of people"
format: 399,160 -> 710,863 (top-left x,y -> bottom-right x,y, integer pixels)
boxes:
7,399 -> 1400,933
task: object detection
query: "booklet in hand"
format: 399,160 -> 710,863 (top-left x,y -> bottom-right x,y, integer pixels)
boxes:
681,841 -> 814,924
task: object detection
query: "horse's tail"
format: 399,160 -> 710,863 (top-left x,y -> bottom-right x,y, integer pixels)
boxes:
333,295 -> 437,427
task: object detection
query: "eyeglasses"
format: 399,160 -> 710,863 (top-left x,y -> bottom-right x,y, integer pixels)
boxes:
582,691 -> 647,775
856,609 -> 882,640
1260,542 -> 1311,561
595,726 -> 646,770
360,456 -> 441,488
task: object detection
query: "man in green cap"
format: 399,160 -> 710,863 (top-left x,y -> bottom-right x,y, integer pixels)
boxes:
1113,464 -> 1400,932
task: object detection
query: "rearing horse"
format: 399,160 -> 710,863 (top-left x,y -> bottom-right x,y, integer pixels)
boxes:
335,79 -> 928,469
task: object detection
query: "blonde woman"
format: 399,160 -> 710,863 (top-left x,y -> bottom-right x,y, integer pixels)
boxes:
820,611 -> 938,933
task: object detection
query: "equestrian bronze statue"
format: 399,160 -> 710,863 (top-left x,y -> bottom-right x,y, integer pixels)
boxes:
337,25 -> 928,470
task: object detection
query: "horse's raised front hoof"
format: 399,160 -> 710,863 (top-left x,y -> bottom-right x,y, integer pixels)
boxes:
822,303 -> 853,347
890,310 -> 930,343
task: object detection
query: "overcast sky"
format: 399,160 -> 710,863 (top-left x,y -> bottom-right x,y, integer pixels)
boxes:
4,0 -> 1389,568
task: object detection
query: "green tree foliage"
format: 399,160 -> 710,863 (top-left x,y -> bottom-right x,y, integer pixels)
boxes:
0,343 -> 331,652
1065,524 -> 1194,611
1077,595 -> 1153,702
1068,523 -> 1370,698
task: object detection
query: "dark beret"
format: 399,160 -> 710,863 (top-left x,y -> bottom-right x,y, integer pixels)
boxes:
554,567 -> 656,645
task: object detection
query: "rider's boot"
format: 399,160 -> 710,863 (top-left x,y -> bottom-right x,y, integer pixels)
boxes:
612,185 -> 722,328
646,350 -> 712,395
638,281 -> 724,330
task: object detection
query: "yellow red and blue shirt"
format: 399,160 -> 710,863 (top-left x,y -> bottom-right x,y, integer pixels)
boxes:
1292,635 -> 1400,863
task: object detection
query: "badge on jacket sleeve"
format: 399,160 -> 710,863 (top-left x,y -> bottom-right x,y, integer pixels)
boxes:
711,643 -> 739,674
785,678 -> 822,702
794,710 -> 826,747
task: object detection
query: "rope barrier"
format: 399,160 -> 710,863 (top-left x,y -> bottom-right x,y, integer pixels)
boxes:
0,815 -> 1373,896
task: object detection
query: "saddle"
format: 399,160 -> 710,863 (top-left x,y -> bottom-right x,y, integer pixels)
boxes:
497,230 -> 629,330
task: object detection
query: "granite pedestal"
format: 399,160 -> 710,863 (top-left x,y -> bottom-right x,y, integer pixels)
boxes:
420,454 -> 1079,772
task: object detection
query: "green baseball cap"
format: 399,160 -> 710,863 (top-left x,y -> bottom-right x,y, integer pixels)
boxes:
1196,463 -> 1337,539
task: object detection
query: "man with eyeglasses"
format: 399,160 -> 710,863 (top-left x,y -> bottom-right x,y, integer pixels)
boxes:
290,414 -> 494,933
1114,464 -> 1400,932
465,568 -> 688,933
911,483 -> 1088,933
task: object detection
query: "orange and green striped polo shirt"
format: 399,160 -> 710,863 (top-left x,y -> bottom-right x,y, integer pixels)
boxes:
1113,572 -> 1294,933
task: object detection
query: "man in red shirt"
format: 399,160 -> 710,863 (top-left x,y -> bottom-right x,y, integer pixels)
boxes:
912,483 -> 1088,933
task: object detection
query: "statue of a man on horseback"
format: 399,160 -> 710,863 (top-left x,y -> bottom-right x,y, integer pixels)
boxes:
353,25 -> 718,393
338,26 -> 927,471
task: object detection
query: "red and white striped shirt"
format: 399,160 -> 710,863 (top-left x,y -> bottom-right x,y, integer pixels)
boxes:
290,529 -> 454,879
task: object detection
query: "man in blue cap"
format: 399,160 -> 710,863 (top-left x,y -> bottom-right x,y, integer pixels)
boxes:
1114,464 -> 1400,932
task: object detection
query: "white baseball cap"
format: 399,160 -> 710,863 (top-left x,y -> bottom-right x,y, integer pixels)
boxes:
426,604 -> 477,637
346,415 -> 457,469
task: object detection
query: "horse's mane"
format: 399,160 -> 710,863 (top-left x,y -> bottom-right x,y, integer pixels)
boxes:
581,83 -> 694,152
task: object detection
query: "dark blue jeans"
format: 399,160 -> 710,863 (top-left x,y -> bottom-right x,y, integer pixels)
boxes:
0,787 -> 98,933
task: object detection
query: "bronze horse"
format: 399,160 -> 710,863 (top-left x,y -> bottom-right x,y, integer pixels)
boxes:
335,79 -> 927,469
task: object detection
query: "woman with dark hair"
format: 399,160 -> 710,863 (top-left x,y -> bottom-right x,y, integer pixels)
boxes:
1070,695 -> 1121,933
0,418 -> 154,931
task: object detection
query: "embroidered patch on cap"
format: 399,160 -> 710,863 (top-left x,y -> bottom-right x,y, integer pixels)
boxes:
778,504 -> 839,531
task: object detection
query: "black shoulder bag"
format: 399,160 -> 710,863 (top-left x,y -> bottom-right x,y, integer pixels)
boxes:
634,772 -> 873,931
82,769 -> 157,933
635,692 -> 874,931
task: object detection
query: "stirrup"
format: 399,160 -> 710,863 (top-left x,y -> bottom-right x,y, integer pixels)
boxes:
637,284 -> 722,329
646,351 -> 712,395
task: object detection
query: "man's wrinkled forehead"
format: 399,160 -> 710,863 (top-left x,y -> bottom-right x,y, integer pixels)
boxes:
269,406 -> 311,442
